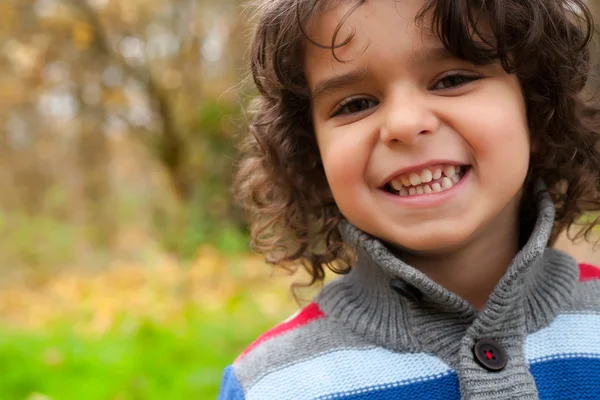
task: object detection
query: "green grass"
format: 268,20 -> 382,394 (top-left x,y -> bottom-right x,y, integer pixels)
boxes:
0,304 -> 283,399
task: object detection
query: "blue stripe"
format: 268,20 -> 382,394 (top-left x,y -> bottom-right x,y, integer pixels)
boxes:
317,371 -> 459,399
219,365 -> 245,400
530,356 -> 600,399
246,348 -> 455,400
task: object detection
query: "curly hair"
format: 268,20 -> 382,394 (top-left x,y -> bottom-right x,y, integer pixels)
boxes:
233,0 -> 600,287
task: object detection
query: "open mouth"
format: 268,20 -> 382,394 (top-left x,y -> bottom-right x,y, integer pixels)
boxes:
383,164 -> 470,196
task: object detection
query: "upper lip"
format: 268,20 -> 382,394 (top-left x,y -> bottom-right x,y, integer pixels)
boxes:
379,160 -> 466,188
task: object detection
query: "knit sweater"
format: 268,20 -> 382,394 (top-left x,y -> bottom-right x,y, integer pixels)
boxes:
218,191 -> 600,400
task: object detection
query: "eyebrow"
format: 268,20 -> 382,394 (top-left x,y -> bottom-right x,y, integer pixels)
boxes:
413,46 -> 457,64
310,46 -> 457,100
311,67 -> 370,100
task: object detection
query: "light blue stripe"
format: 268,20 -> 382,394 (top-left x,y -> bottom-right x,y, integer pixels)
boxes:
246,348 -> 453,400
525,313 -> 600,363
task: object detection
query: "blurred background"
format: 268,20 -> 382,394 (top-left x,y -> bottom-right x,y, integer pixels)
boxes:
0,0 -> 306,398
0,0 -> 597,399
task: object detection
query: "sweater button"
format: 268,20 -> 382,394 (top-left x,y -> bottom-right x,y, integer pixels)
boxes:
473,338 -> 508,372
390,279 -> 423,302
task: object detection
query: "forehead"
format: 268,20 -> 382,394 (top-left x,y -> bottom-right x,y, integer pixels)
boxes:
303,0 -> 435,85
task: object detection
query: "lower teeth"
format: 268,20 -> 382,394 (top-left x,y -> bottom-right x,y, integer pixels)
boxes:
390,168 -> 467,196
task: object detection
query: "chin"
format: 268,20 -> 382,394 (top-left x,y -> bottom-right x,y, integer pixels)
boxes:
384,228 -> 474,256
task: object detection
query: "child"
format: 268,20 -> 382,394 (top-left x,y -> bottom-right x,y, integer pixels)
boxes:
220,0 -> 600,398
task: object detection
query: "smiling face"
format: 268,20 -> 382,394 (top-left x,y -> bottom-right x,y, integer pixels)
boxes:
305,0 -> 531,254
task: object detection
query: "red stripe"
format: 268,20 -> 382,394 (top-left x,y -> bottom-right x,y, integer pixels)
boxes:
236,302 -> 325,363
579,263 -> 600,282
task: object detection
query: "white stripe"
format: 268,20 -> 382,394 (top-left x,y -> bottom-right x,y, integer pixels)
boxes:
246,348 -> 453,400
525,313 -> 600,364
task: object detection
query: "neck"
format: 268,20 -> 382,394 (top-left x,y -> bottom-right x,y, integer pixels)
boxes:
399,201 -> 521,310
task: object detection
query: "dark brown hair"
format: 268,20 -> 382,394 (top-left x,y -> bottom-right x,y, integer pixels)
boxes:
234,0 -> 600,286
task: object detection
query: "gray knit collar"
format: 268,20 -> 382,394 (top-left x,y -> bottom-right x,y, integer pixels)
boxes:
317,182 -> 579,360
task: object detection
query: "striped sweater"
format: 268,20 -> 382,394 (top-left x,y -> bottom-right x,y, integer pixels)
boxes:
218,191 -> 600,399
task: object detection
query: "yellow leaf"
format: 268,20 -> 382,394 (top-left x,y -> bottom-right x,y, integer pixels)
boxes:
72,21 -> 94,49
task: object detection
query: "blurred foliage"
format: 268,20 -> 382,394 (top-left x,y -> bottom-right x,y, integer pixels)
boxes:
0,211 -> 80,270
154,98 -> 249,259
0,247 -> 306,399
0,0 -> 252,269
0,0 -> 267,395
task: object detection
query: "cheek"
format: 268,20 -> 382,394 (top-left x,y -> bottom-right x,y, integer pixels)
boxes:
318,128 -> 372,191
471,118 -> 529,162
463,88 -> 530,167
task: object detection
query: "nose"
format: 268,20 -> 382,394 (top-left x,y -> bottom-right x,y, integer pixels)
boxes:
380,92 -> 440,145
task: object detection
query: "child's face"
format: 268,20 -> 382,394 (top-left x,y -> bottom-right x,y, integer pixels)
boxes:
305,0 -> 530,254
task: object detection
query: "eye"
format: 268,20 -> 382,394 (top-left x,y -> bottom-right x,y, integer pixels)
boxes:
331,97 -> 378,118
431,72 -> 482,90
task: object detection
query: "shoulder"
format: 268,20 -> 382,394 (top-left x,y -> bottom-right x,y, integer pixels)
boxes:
525,264 -> 600,368
232,302 -> 370,387
235,302 -> 326,364
567,263 -> 600,312
219,301 -> 376,399
219,301 -> 458,399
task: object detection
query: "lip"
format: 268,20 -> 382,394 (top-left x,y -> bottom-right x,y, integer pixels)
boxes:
379,160 -> 467,188
379,167 -> 471,208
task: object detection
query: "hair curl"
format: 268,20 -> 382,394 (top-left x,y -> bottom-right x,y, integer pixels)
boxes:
234,0 -> 600,287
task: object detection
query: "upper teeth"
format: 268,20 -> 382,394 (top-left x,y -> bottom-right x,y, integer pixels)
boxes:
389,165 -> 461,190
